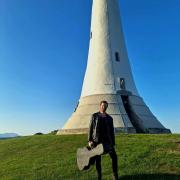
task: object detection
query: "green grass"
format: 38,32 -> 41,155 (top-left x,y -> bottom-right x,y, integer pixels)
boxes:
0,134 -> 179,180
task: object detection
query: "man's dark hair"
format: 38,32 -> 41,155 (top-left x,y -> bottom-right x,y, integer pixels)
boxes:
100,100 -> 108,107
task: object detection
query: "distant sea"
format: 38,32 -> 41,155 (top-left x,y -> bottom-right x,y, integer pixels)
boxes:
0,133 -> 20,139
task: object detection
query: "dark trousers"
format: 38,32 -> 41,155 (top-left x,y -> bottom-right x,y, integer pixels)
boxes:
95,147 -> 118,179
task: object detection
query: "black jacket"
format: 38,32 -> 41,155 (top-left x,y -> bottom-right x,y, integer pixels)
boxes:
88,112 -> 115,146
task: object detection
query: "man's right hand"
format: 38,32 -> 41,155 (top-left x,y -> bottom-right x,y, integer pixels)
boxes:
88,141 -> 94,148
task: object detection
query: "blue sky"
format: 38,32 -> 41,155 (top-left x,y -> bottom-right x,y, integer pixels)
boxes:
0,0 -> 179,135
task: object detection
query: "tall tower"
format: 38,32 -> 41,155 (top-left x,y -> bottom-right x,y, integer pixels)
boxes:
57,0 -> 171,134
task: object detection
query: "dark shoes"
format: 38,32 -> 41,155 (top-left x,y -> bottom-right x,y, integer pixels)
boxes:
97,173 -> 118,180
97,175 -> 101,180
112,173 -> 119,180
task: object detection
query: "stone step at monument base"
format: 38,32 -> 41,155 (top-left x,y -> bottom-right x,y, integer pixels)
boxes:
57,127 -> 171,135
57,127 -> 136,135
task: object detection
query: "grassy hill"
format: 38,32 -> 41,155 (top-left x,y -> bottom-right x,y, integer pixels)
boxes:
0,134 -> 179,180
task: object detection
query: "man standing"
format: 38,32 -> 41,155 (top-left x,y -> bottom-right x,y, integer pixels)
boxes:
88,101 -> 119,180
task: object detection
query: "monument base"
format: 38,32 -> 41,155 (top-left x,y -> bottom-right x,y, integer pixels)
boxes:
57,93 -> 171,135
57,127 -> 136,135
57,127 -> 171,135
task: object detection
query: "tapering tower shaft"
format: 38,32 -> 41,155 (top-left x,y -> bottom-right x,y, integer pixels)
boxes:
81,0 -> 138,97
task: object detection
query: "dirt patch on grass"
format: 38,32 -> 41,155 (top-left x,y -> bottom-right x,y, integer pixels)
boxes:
174,141 -> 180,144
159,164 -> 180,174
174,141 -> 180,150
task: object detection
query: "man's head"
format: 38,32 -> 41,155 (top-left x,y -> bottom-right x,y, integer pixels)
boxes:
99,100 -> 108,113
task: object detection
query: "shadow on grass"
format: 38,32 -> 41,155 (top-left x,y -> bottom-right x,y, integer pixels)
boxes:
120,173 -> 180,180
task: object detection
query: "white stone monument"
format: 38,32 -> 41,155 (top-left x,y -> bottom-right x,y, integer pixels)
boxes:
57,0 -> 171,135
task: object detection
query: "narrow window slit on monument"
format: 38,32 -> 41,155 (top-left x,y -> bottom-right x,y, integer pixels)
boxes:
90,32 -> 92,39
115,52 -> 120,62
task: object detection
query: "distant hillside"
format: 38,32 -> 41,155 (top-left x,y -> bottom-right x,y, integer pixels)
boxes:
0,133 -> 19,139
0,134 -> 179,179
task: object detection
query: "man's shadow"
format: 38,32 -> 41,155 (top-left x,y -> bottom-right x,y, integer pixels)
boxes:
120,173 -> 180,180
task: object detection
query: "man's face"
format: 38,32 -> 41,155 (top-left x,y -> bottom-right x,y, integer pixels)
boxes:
100,103 -> 108,112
